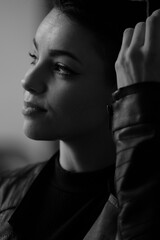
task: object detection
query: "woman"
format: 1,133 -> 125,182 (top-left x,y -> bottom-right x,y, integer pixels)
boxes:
1,0 -> 160,239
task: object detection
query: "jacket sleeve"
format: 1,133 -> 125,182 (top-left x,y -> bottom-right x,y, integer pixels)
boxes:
111,82 -> 160,240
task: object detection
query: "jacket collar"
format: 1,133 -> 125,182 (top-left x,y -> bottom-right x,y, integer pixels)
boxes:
8,151 -> 59,238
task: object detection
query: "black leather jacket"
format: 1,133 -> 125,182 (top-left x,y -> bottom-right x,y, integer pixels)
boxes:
0,82 -> 160,240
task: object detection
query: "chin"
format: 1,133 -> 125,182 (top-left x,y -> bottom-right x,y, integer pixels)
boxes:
23,122 -> 56,141
23,127 -> 43,140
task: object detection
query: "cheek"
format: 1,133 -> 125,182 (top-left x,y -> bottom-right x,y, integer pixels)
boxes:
48,81 -> 107,127
48,84 -> 88,118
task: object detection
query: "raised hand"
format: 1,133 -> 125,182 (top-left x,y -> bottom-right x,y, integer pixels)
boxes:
115,9 -> 160,89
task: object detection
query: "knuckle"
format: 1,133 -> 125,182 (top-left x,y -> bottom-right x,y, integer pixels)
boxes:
127,47 -> 144,64
152,9 -> 160,17
116,46 -> 142,69
135,21 -> 145,30
126,48 -> 138,63
147,10 -> 160,24
123,27 -> 133,36
146,16 -> 152,25
115,60 -> 120,70
126,48 -> 135,59
115,54 -> 126,69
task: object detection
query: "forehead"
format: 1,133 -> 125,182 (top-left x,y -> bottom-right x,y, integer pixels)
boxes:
36,9 -> 69,38
35,9 -> 98,55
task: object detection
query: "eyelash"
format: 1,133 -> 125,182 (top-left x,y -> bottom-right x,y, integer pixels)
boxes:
29,52 -> 37,65
53,63 -> 76,77
28,52 -> 77,78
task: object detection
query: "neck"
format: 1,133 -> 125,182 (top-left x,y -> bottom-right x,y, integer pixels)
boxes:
59,124 -> 116,172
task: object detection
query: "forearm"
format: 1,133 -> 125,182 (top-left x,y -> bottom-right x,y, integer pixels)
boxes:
112,82 -> 160,239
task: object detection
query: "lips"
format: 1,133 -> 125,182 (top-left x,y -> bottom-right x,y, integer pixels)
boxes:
22,101 -> 47,116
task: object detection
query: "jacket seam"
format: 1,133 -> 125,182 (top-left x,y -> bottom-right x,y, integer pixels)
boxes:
113,122 -> 155,134
0,206 -> 16,214
115,158 -> 131,168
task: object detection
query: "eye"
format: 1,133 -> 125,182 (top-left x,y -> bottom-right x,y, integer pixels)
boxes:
29,52 -> 38,65
53,63 -> 78,78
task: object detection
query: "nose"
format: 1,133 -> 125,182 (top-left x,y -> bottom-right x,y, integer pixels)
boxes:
21,64 -> 47,94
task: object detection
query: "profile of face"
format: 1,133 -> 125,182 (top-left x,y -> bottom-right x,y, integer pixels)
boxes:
21,8 -> 111,141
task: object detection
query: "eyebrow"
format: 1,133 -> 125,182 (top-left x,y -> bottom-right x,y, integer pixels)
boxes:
33,38 -> 82,65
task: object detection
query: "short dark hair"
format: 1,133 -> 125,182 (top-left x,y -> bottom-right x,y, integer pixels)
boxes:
47,0 -> 148,88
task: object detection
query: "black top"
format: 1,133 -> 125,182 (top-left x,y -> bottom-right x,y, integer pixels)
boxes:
10,151 -> 115,240
34,153 -> 115,240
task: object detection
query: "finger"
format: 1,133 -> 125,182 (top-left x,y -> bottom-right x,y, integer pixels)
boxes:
144,9 -> 160,51
116,28 -> 134,66
130,22 -> 146,48
121,28 -> 134,51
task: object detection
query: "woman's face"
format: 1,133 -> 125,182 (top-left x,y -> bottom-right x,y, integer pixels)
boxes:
22,8 -> 111,141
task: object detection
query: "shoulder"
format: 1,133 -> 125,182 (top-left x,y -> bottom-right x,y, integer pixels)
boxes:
0,160 -> 47,210
0,160 -> 47,188
0,160 -> 46,181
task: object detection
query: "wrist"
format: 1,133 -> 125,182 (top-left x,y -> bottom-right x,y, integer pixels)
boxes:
112,82 -> 160,102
